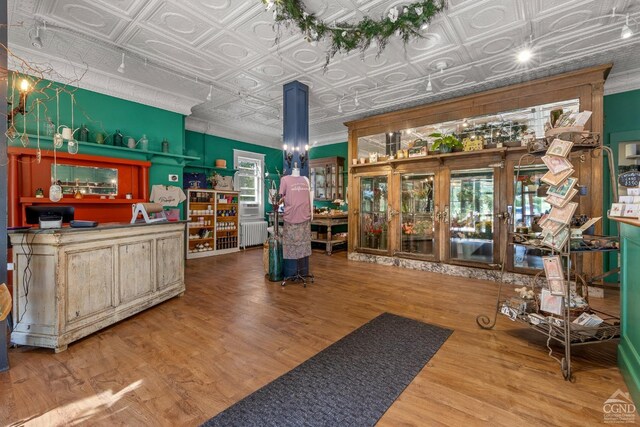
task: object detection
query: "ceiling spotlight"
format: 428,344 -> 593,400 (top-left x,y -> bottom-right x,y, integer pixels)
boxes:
462,118 -> 469,128
426,74 -> 432,92
117,52 -> 125,73
338,101 -> 343,113
354,91 -> 360,107
622,14 -> 634,39
420,22 -> 429,30
30,25 -> 43,49
206,84 -> 213,101
517,47 -> 533,63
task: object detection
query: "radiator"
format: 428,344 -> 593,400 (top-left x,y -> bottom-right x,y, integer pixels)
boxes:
240,221 -> 268,248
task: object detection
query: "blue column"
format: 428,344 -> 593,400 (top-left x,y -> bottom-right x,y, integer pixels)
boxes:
282,81 -> 311,277
282,81 -> 309,177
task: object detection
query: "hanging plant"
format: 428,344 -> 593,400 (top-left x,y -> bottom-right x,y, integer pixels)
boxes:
262,0 -> 448,69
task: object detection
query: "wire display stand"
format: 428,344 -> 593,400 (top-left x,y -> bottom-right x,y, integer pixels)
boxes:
476,128 -> 620,380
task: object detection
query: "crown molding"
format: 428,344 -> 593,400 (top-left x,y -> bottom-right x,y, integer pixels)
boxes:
604,67 -> 640,96
9,45 -> 200,116
310,129 -> 348,147
185,116 -> 282,149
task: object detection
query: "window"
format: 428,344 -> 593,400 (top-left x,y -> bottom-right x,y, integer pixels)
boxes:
234,149 -> 264,220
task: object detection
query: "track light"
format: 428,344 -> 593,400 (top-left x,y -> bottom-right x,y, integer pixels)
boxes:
426,74 -> 432,92
622,14 -> 634,39
206,84 -> 213,101
117,52 -> 125,73
30,26 -> 42,49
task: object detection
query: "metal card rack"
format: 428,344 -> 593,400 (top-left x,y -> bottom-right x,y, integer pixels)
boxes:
476,127 -> 620,380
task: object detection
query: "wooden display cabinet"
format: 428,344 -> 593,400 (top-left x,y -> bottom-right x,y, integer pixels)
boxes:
309,156 -> 345,201
186,189 -> 239,258
345,64 -> 610,278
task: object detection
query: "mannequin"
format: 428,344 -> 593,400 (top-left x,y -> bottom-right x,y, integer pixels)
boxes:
279,162 -> 314,286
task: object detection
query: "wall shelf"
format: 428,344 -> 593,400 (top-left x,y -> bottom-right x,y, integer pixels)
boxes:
185,164 -> 238,174
20,197 -> 144,205
9,134 -> 200,164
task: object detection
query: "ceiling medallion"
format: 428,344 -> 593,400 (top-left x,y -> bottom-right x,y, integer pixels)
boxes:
261,0 -> 447,69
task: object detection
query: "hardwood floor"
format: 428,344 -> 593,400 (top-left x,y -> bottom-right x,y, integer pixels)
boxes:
0,249 -> 628,426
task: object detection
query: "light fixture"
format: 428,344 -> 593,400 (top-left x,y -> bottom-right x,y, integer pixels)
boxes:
426,74 -> 432,92
30,25 -> 42,49
117,52 -> 125,73
421,22 -> 429,30
622,14 -> 634,39
354,91 -> 360,107
206,84 -> 213,101
462,118 -> 469,128
517,47 -> 533,63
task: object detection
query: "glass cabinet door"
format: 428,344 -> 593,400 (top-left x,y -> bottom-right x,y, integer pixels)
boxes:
449,169 -> 495,264
400,173 -> 436,257
327,164 -> 336,200
512,165 -> 551,270
360,176 -> 388,251
311,166 -> 326,199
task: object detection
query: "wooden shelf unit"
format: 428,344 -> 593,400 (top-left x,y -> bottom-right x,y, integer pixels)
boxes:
186,189 -> 240,258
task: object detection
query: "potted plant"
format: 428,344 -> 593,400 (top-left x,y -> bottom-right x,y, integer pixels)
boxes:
429,132 -> 462,153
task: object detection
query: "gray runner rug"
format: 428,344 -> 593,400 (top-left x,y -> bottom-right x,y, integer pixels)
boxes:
202,312 -> 452,427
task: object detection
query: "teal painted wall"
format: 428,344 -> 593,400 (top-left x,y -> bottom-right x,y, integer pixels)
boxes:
10,77 -> 187,198
184,130 -> 281,214
603,89 -> 640,278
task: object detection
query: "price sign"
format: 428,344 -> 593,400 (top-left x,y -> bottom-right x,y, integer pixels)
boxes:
618,171 -> 640,187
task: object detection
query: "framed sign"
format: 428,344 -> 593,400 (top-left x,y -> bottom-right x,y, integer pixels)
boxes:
619,171 -> 640,187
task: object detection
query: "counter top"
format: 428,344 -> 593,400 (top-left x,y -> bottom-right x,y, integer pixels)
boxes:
608,216 -> 640,228
8,220 -> 187,234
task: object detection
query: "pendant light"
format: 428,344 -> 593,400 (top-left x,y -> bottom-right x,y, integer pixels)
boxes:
426,74 -> 432,92
206,84 -> 213,101
622,14 -> 634,39
117,52 -> 125,73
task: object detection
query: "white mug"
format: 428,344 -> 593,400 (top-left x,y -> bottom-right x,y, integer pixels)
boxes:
61,126 -> 73,140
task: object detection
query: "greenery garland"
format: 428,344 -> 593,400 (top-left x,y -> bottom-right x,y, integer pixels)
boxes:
261,0 -> 448,69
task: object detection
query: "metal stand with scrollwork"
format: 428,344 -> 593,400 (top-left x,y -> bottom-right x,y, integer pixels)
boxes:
476,129 -> 621,381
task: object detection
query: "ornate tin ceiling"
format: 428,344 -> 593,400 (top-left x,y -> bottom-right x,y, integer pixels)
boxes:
8,0 -> 640,148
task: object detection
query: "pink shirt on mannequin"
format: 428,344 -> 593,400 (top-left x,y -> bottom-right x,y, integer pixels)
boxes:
279,175 -> 311,224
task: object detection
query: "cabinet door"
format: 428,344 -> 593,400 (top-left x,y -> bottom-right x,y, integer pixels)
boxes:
66,247 -> 115,325
399,172 -> 438,259
311,165 -> 327,199
157,235 -> 184,290
119,240 -> 153,304
358,175 -> 389,252
446,168 -> 498,266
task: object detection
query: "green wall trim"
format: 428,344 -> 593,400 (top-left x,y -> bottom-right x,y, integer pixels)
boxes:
619,334 -> 640,407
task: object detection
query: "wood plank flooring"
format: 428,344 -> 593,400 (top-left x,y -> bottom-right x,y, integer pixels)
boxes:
0,249 -> 628,426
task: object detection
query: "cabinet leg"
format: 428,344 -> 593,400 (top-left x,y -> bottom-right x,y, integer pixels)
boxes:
54,345 -> 68,353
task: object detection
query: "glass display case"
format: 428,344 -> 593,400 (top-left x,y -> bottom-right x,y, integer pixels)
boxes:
400,173 -> 436,257
449,169 -> 494,264
310,156 -> 344,201
356,99 -> 579,161
512,165 -> 552,270
359,176 -> 388,251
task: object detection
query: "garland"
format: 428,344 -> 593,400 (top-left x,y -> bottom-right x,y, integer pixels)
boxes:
262,0 -> 448,69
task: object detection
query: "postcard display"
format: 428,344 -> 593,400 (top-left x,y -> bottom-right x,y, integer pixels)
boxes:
477,111 -> 621,381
